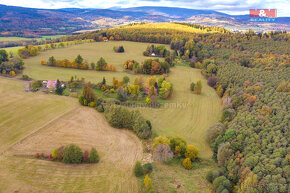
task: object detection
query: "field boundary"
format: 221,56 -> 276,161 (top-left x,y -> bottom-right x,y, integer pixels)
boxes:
1,106 -> 80,155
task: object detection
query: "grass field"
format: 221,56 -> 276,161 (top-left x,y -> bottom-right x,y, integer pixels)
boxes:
3,46 -> 24,55
21,41 -> 168,79
0,77 -> 142,192
21,40 -> 221,157
0,35 -> 64,42
1,41 -> 221,192
0,77 -> 77,153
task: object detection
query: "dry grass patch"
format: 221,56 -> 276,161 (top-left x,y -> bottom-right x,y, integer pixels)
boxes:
2,107 -> 143,193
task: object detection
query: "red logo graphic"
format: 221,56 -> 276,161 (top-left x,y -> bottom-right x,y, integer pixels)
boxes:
250,9 -> 277,18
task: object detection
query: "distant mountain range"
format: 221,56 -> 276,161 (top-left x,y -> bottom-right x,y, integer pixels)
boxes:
0,4 -> 289,37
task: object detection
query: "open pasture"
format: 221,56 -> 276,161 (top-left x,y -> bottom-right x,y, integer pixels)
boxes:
0,77 -> 143,192
22,41 -> 169,80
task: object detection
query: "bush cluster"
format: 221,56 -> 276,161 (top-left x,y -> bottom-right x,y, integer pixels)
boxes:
134,161 -> 153,177
42,55 -> 116,71
113,45 -> 125,53
104,105 -> 152,139
152,135 -> 199,169
39,144 -> 100,164
124,58 -> 170,75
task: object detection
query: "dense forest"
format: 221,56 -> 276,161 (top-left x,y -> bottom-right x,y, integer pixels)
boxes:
61,23 -> 290,192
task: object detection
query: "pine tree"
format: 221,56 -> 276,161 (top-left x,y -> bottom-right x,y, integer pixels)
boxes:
55,79 -> 63,95
74,54 -> 83,68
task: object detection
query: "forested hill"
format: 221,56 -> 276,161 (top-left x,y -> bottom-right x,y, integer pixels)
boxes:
0,4 -> 289,37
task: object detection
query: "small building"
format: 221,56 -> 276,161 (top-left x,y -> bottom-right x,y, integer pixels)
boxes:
151,53 -> 156,57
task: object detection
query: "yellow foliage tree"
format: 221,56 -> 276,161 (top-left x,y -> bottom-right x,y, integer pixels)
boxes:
144,174 -> 154,192
237,172 -> 258,193
185,145 -> 199,161
194,80 -> 202,94
128,85 -> 140,96
153,136 -> 170,148
145,76 -> 156,88
9,71 -> 16,77
182,158 -> 192,169
216,85 -> 223,97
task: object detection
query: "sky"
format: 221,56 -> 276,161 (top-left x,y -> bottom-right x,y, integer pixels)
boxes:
0,0 -> 289,17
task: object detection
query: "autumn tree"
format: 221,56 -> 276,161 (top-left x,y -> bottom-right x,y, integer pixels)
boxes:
48,56 -> 56,66
96,57 -> 107,70
74,54 -> 83,68
194,80 -> 202,94
185,145 -> 199,161
79,82 -> 95,105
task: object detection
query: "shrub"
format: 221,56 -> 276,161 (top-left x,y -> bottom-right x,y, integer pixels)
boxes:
22,74 -> 32,80
31,80 -> 43,89
133,116 -> 152,139
213,176 -> 231,193
159,80 -> 173,99
182,158 -> 192,169
144,174 -> 154,192
116,86 -> 128,101
57,146 -> 64,161
206,122 -> 226,144
206,63 -> 217,74
208,76 -> 217,87
216,85 -> 224,97
105,106 -> 152,139
78,95 -> 85,105
35,153 -> 40,158
105,106 -> 128,128
169,136 -> 187,157
89,102 -> 96,107
9,71 -> 16,77
206,169 -> 224,183
217,142 -> 233,167
185,145 -> 199,161
51,148 -> 58,160
89,147 -> 99,163
276,81 -> 290,92
190,82 -> 195,91
153,136 -> 170,148
134,161 -> 144,177
96,57 -> 107,70
83,150 -> 89,163
143,163 -> 153,174
221,108 -> 236,122
62,144 -> 83,164
194,80 -> 202,94
114,45 -> 125,53
96,105 -> 104,112
81,82 -> 95,103
153,144 -> 174,162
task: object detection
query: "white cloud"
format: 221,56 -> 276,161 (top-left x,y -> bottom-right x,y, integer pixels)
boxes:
0,0 -> 289,16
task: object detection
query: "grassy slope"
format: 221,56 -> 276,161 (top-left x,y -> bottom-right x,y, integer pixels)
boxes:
0,35 -> 64,42
0,77 -> 77,152
21,40 -> 221,157
22,41 -> 168,79
140,66 -> 221,158
0,41 -> 221,192
0,106 -> 142,193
